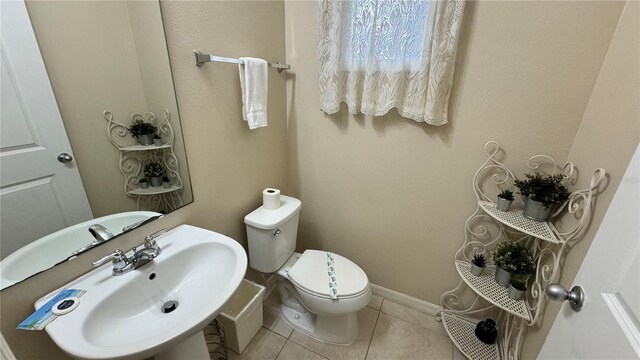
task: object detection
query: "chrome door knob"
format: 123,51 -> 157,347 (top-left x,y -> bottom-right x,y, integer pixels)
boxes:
57,153 -> 73,163
546,284 -> 585,312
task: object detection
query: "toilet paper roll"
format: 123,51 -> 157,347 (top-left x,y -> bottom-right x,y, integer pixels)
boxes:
262,188 -> 281,210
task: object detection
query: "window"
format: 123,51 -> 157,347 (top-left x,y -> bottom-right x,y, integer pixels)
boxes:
319,0 -> 465,125
344,0 -> 431,66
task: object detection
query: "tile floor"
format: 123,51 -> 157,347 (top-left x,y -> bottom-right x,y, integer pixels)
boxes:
228,293 -> 465,360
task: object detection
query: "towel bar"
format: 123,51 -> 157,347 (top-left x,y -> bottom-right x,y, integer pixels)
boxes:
194,50 -> 290,72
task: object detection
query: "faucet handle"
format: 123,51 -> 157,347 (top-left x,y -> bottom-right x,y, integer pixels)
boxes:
145,228 -> 167,247
92,249 -> 128,267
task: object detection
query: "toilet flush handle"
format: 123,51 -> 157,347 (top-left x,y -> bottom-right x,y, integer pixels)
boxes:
272,229 -> 282,237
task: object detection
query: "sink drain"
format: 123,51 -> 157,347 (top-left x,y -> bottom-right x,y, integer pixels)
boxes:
161,300 -> 179,314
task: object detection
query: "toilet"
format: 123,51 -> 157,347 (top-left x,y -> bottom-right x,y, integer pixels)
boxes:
245,195 -> 371,344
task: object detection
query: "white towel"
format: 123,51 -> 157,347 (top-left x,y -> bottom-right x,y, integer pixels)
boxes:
239,57 -> 268,130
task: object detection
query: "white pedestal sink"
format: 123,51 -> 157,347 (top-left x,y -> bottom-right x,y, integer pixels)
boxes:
34,225 -> 247,360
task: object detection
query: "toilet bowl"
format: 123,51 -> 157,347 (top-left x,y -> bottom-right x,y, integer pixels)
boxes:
244,195 -> 371,344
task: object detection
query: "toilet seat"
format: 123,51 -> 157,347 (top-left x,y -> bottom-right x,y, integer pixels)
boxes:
288,250 -> 369,300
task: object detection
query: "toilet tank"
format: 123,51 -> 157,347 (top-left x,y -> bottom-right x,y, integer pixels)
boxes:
244,195 -> 302,273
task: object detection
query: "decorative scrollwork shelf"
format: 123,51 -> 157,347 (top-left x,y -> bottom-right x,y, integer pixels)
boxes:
437,141 -> 606,360
103,109 -> 184,213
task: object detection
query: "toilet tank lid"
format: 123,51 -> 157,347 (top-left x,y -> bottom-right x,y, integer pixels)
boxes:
244,195 -> 302,230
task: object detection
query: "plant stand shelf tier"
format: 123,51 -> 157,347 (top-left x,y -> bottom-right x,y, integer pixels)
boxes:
128,185 -> 183,195
103,109 -> 184,213
439,141 -> 606,360
477,201 -> 560,244
455,261 -> 530,321
120,144 -> 172,152
441,312 -> 498,360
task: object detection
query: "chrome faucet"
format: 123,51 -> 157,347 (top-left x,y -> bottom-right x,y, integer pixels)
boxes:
88,224 -> 115,243
131,229 -> 165,269
92,228 -> 166,276
92,249 -> 132,275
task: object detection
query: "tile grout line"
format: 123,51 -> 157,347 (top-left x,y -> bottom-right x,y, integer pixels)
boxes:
363,299 -> 383,360
270,328 -> 289,360
285,335 -> 333,360
377,301 -> 451,341
378,310 -> 451,341
290,338 -> 330,360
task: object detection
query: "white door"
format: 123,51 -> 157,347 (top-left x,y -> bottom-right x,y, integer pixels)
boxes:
0,0 -> 93,260
538,144 -> 640,360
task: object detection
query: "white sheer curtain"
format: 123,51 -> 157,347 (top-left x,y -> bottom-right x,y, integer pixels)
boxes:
318,0 -> 465,125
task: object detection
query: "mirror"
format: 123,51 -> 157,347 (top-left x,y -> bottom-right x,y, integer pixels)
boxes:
0,0 -> 193,290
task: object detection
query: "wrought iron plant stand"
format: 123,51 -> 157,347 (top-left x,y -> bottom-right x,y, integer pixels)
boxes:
437,141 -> 605,360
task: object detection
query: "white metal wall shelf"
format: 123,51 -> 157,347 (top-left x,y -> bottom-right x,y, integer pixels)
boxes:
439,141 -> 606,360
119,144 -> 172,152
128,185 -> 182,196
103,109 -> 184,213
477,201 -> 560,244
441,312 -> 498,360
455,261 -> 530,321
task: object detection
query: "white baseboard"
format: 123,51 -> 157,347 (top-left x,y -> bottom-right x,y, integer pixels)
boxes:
370,283 -> 441,316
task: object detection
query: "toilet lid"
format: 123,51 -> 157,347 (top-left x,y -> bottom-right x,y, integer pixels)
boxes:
288,250 -> 369,298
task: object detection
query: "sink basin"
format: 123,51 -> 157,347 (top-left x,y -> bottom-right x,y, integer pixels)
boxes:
1,211 -> 161,290
35,225 -> 247,360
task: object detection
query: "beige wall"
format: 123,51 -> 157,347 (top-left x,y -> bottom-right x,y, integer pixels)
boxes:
0,1 -> 287,358
523,1 -> 639,357
26,0 -> 193,217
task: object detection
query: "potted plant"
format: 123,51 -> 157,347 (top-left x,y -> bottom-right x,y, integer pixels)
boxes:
508,247 -> 535,300
496,190 -> 514,211
470,253 -> 487,276
508,274 -> 528,300
163,176 -> 171,188
144,162 -> 165,187
129,119 -> 158,146
492,241 -> 532,288
153,134 -> 162,147
514,173 -> 570,222
139,178 -> 149,189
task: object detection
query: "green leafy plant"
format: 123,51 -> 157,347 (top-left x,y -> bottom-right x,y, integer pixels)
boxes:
498,190 -> 514,201
162,176 -> 171,182
510,273 -> 529,291
514,173 -> 570,208
144,162 -> 165,178
492,241 -> 535,274
129,119 -> 158,137
139,178 -> 147,183
154,134 -> 161,140
472,253 -> 487,267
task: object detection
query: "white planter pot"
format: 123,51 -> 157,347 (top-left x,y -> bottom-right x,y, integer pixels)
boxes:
522,198 -> 554,222
470,263 -> 484,276
137,134 -> 153,146
494,266 -> 512,288
496,197 -> 513,211
149,176 -> 163,187
508,285 -> 525,300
